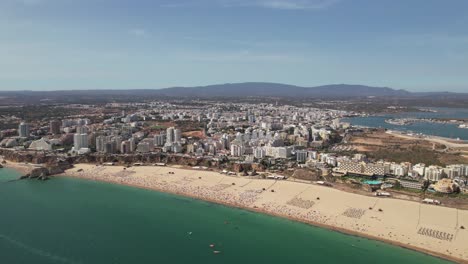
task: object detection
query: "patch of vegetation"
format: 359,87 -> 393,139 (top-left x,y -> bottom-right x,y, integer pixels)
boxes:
151,125 -> 167,130
367,146 -> 444,166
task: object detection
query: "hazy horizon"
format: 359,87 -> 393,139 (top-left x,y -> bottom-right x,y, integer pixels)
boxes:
0,82 -> 466,93
1,0 -> 467,92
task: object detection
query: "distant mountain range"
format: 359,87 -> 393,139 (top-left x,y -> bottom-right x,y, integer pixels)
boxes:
156,83 -> 413,97
0,82 -> 467,101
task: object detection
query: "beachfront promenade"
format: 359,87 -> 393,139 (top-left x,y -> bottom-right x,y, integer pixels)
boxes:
64,164 -> 468,262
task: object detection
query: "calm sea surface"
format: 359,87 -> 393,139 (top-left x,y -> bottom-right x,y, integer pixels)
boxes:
0,168 -> 452,264
343,107 -> 468,140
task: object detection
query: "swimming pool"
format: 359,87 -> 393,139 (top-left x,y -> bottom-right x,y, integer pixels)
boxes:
363,180 -> 383,185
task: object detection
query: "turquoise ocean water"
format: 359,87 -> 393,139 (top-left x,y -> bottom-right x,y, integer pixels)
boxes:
0,168 -> 452,264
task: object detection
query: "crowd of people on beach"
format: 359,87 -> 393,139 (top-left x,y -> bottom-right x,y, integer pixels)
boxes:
68,165 -> 356,227
342,208 -> 366,219
287,197 -> 315,209
71,166 -> 266,208
65,164 -> 468,262
418,227 -> 454,242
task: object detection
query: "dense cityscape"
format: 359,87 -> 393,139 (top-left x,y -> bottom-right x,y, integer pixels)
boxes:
1,100 -> 467,197
2,0 -> 468,263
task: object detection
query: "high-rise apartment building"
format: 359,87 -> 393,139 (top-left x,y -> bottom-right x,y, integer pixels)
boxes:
18,122 -> 30,138
73,133 -> 88,150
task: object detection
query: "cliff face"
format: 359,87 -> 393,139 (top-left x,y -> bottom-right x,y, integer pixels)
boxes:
1,149 -> 267,173
20,163 -> 72,180
291,169 -> 321,181
0,148 -> 70,165
0,149 -> 217,167
75,153 -> 221,168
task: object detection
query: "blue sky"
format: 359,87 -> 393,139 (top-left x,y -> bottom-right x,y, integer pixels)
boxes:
0,0 -> 467,92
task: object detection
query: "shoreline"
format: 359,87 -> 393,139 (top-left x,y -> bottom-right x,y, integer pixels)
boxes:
386,130 -> 468,150
344,115 -> 468,142
2,160 -> 465,263
58,164 -> 468,263
60,173 -> 461,264
0,160 -> 37,175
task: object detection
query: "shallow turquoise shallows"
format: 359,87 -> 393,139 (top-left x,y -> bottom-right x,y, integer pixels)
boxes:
0,168 -> 452,264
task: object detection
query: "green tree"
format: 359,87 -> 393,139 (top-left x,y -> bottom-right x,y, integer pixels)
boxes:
422,180 -> 430,191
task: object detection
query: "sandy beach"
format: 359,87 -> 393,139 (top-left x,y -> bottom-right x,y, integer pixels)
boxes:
0,159 -> 39,175
55,163 -> 468,263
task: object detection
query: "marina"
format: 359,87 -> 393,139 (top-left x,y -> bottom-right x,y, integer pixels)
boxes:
344,107 -> 468,140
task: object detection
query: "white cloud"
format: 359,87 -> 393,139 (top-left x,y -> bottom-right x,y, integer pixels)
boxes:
161,0 -> 340,10
129,28 -> 149,37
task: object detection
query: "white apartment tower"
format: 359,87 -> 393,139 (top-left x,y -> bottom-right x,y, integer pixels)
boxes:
296,150 -> 308,163
174,128 -> 182,143
253,147 -> 266,159
166,127 -> 175,144
154,134 -> 166,146
18,122 -> 30,138
230,144 -> 245,157
76,126 -> 88,134
74,133 -> 88,150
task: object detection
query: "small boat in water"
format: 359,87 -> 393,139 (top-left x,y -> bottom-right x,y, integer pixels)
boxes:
213,251 -> 221,254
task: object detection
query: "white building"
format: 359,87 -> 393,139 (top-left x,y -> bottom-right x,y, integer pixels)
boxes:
337,160 -> 364,174
445,164 -> 468,178
166,127 -> 175,145
137,142 -> 151,153
392,164 -> 408,177
253,147 -> 266,159
96,135 -> 120,154
129,138 -> 136,152
364,163 -> 386,176
265,146 -> 292,159
121,140 -> 132,154
154,134 -> 166,147
172,142 -> 183,153
412,163 -> 426,177
174,128 -> 182,143
137,138 -> 154,153
230,144 -> 245,157
29,138 -> 52,151
308,151 -> 318,160
73,133 -> 88,150
276,147 -> 292,159
76,126 -> 88,135
96,136 -> 107,153
296,150 -> 308,163
18,122 -> 30,138
425,166 -> 444,181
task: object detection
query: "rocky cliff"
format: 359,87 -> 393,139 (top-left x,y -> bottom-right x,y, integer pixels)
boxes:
0,148 -> 266,174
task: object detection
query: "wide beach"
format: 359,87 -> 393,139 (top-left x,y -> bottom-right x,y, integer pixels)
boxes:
61,163 -> 468,263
